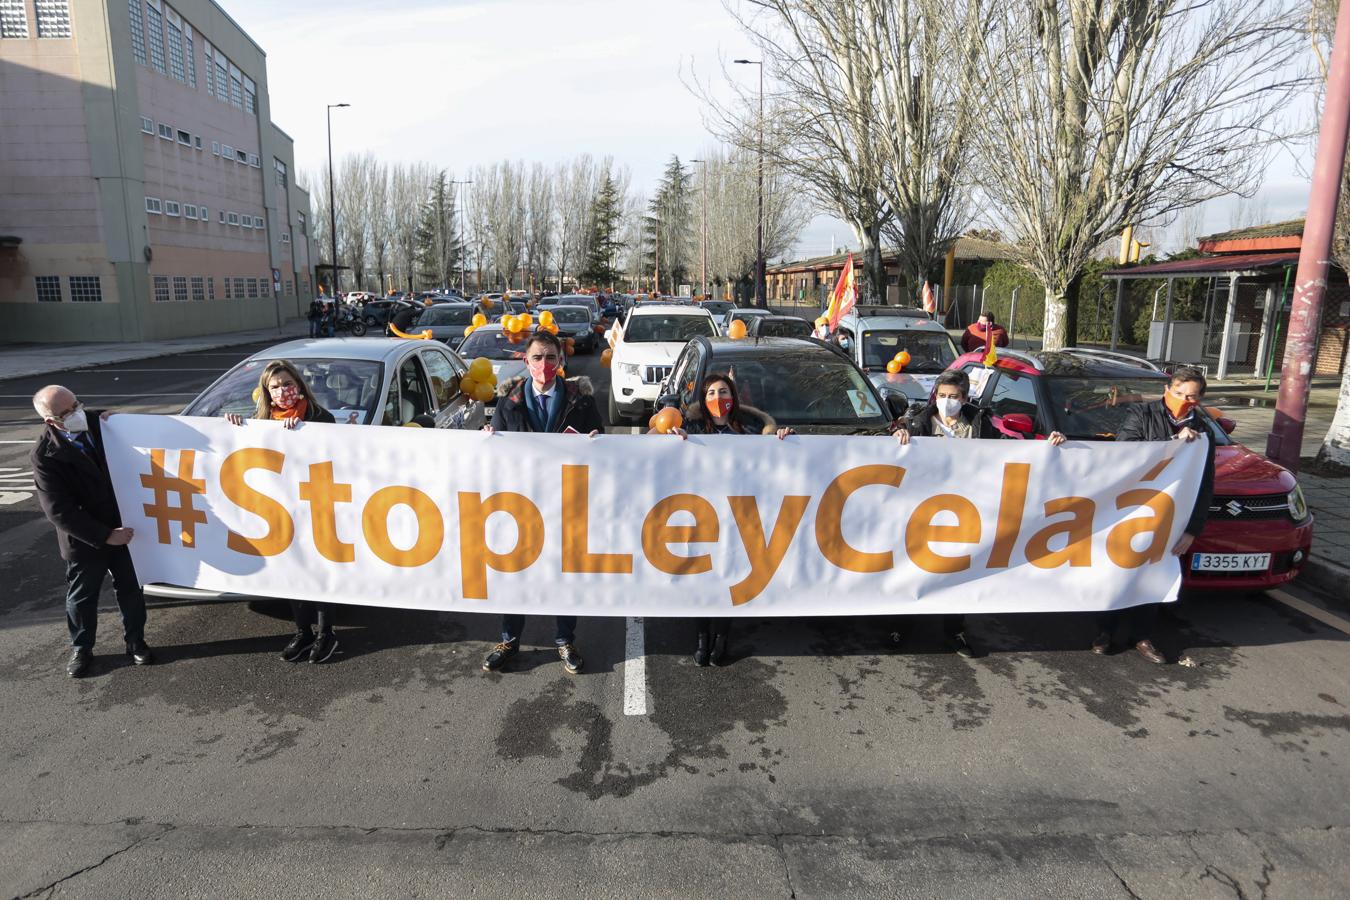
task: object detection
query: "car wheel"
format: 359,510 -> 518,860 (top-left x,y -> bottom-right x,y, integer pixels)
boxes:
607,388 -> 628,426
364,315 -> 378,326
350,320 -> 367,337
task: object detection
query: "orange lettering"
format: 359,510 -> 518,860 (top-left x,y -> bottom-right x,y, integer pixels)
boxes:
905,494 -> 981,574
727,495 -> 810,605
561,465 -> 633,574
1025,497 -> 1095,568
1106,489 -> 1175,568
987,462 -> 1029,568
814,465 -> 904,573
362,486 -> 443,568
220,448 -> 293,557
299,461 -> 354,563
457,491 -> 545,599
641,494 -> 719,575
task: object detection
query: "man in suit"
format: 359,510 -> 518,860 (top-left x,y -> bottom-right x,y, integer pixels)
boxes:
31,385 -> 153,678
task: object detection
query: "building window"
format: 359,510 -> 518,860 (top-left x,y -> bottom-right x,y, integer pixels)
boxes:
165,16 -> 184,80
254,215 -> 265,229
218,210 -> 225,223
145,196 -> 161,213
140,116 -> 153,134
193,135 -> 202,150
128,0 -> 145,62
297,212 -> 306,236
211,141 -> 219,155
233,277 -> 245,298
191,275 -> 204,301
199,205 -> 208,221
234,148 -> 248,164
1,0 -> 30,39
164,200 -> 180,217
226,212 -> 238,226
183,24 -> 195,88
222,144 -> 233,158
153,275 -> 170,302
280,232 -> 290,244
248,153 -> 260,168
183,204 -> 197,219
243,76 -> 256,115
145,2 -> 166,74
157,122 -> 172,140
284,279 -> 293,296
35,0 -> 71,38
222,278 -> 232,299
274,158 -> 287,188
207,276 -> 215,299
229,65 -> 243,109
247,277 -> 259,299
172,275 -> 188,302
214,57 -> 227,102
69,276 -> 103,303
203,40 -> 214,96
176,129 -> 191,146
35,276 -> 62,303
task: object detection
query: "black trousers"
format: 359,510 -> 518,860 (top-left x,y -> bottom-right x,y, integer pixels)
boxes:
65,547 -> 146,651
891,614 -> 965,639
1096,604 -> 1160,644
693,618 -> 730,642
290,600 -> 334,635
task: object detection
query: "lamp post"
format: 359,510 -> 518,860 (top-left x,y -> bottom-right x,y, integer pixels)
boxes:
326,102 -> 350,295
691,158 -> 708,298
451,179 -> 473,294
733,59 -> 764,308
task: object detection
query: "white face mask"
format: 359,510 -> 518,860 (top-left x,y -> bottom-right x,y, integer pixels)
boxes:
935,397 -> 963,420
60,408 -> 89,433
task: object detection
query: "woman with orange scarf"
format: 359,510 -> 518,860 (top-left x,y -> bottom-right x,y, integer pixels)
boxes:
225,360 -> 340,663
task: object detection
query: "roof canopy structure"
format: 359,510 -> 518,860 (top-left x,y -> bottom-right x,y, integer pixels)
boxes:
1103,252 -> 1298,281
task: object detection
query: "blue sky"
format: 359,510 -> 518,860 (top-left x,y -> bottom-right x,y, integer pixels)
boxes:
227,0 -> 1315,260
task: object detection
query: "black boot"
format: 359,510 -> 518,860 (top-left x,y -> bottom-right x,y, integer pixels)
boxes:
694,631 -> 710,667
709,632 -> 728,666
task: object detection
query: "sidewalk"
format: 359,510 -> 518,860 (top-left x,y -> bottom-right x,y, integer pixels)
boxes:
0,321 -> 309,382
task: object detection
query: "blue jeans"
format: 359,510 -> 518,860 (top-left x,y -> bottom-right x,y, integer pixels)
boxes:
309,319 -> 321,337
501,615 -> 576,646
65,547 -> 146,651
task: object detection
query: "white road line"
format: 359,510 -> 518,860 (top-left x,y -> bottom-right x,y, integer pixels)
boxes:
72,368 -> 224,373
0,393 -> 198,398
623,616 -> 648,716
1268,588 -> 1350,637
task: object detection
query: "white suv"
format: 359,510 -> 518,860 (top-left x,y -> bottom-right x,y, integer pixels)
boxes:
607,306 -> 718,423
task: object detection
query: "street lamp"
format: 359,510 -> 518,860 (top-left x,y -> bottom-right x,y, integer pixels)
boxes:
734,59 -> 764,308
451,179 -> 473,293
691,158 -> 708,298
326,102 -> 350,296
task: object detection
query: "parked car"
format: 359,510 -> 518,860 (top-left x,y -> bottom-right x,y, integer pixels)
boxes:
547,304 -> 601,354
948,347 -> 1315,591
699,300 -> 736,319
606,305 -> 719,423
721,307 -> 773,335
657,336 -> 901,435
361,298 -> 420,327
413,302 -> 478,343
748,315 -> 814,339
453,325 -> 532,420
834,311 -> 960,405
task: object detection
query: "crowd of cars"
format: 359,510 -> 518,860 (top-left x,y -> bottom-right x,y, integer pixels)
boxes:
182,292 -> 1313,596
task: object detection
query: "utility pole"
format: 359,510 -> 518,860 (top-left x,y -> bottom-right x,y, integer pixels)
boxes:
735,59 -> 765,308
1266,0 -> 1350,471
325,103 -> 350,295
451,179 -> 473,294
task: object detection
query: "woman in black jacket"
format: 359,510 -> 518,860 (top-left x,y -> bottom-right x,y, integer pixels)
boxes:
225,360 -> 341,664
661,372 -> 792,666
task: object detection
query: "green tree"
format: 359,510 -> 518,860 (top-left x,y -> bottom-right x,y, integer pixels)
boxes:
414,171 -> 461,290
643,156 -> 692,293
580,173 -> 625,287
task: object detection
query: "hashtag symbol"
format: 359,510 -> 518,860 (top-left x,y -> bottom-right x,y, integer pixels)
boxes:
140,448 -> 208,547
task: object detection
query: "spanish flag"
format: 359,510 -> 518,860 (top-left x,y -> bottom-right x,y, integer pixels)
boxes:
824,254 -> 856,331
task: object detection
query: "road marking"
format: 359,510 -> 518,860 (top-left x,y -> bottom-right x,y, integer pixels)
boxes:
0,393 -> 198,398
73,368 -> 224,373
0,441 -> 35,444
1267,588 -> 1350,637
623,616 -> 648,716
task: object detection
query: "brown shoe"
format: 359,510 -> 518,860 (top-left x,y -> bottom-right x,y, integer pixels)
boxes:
1091,632 -> 1111,655
1135,640 -> 1165,664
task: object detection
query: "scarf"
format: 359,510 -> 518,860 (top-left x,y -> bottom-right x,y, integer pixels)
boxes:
270,397 -> 308,421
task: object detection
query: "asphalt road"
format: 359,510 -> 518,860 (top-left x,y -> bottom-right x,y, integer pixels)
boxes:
1,338 -> 1349,898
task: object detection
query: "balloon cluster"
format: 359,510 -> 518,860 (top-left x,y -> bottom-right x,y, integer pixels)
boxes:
459,357 -> 499,404
885,350 -> 913,374
648,406 -> 684,434
462,312 -> 489,338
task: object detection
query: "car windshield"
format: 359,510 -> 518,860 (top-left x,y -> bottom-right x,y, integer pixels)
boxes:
757,319 -> 813,338
183,358 -> 384,424
418,306 -> 474,326
457,330 -> 527,360
625,315 -> 717,343
861,330 -> 955,373
550,307 -> 592,325
701,302 -> 734,315
730,310 -> 768,323
709,354 -> 890,426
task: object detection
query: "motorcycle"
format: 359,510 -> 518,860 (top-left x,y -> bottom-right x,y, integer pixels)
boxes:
332,305 -> 367,337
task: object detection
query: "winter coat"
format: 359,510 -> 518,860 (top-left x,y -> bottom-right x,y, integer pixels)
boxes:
960,323 -> 1010,354
1115,399 -> 1215,536
899,401 -> 999,440
494,376 -> 604,434
678,403 -> 778,435
31,413 -> 124,563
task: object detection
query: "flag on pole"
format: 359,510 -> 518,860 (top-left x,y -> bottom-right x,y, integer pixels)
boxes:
824,255 -> 856,331
921,280 -> 935,315
983,324 -> 999,367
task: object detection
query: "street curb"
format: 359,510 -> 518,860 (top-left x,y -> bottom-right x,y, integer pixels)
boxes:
1298,556 -> 1350,609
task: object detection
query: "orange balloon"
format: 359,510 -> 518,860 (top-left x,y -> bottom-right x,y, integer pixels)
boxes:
460,375 -> 478,394
564,338 -> 575,356
601,348 -> 613,368
539,310 -> 555,325
650,406 -> 684,433
471,313 -> 487,327
472,381 -> 495,403
886,359 -> 901,374
556,367 -> 566,379
728,320 -> 748,340
463,325 -> 476,337
896,350 -> 912,367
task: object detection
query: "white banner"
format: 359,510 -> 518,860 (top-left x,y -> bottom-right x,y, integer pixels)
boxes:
101,415 -> 1207,616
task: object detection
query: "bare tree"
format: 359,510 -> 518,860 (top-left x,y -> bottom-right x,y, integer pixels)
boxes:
698,146 -> 810,295
553,155 -> 599,292
972,0 -> 1310,349
524,163 -> 554,292
366,159 -> 391,293
335,154 -> 374,291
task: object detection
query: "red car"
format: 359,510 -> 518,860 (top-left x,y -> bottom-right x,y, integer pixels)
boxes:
945,348 -> 1314,591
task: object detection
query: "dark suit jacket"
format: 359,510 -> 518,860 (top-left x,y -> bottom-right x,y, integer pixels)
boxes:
1116,399 -> 1215,536
494,377 -> 603,434
31,412 -> 123,562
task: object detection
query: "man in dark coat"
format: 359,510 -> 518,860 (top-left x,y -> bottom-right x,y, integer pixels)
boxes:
30,385 -> 153,678
482,331 -> 603,675
1094,365 -> 1215,663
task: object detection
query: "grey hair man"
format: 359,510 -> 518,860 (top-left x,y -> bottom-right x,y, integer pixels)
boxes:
30,386 -> 152,677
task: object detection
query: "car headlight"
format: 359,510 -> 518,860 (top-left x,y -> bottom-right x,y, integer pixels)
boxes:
617,362 -> 640,376
1287,484 -> 1309,522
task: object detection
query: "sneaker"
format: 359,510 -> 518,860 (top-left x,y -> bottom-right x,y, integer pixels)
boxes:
558,643 -> 584,674
950,632 -> 976,659
308,632 -> 338,664
482,640 -> 519,672
282,631 -> 314,662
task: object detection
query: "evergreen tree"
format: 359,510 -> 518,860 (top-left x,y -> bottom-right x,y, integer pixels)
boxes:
580,173 -> 625,287
642,156 -> 692,293
414,171 -> 461,290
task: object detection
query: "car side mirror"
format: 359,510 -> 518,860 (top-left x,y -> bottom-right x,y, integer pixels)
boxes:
1217,416 -> 1236,435
656,393 -> 679,411
1002,413 -> 1036,434
412,413 -> 436,429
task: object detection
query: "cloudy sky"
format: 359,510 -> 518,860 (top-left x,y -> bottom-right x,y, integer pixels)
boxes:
226,0 -> 1317,259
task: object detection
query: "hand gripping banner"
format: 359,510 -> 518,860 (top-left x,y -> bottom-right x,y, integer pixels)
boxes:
101,415 -> 1207,617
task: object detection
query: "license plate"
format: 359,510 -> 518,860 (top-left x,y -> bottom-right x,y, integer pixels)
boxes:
484,407 -> 495,419
1190,552 -> 1270,572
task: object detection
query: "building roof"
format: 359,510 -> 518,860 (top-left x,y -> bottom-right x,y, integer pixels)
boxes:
768,236 -> 1016,274
1198,219 -> 1303,254
1103,251 -> 1299,280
